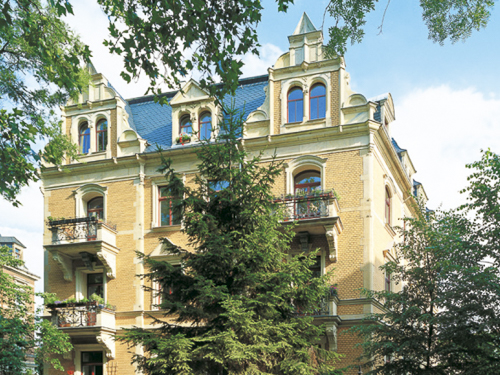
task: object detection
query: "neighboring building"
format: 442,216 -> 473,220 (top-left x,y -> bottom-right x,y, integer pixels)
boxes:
41,13 -> 427,374
0,234 -> 41,371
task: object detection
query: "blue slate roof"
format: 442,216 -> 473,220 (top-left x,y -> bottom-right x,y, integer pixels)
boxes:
126,75 -> 269,151
391,138 -> 406,161
0,236 -> 26,248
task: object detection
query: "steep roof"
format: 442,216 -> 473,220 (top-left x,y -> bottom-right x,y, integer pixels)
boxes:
293,12 -> 317,35
0,235 -> 26,248
126,75 -> 269,151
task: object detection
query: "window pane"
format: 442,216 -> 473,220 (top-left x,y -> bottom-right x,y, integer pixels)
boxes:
295,171 -> 321,185
88,198 -> 103,210
79,123 -> 90,154
82,351 -> 103,364
209,181 -> 229,192
200,112 -> 212,140
160,199 -> 172,226
310,97 -> 318,120
318,96 -> 326,119
180,116 -> 192,134
288,87 -> 303,101
159,187 -> 172,197
310,84 -> 325,97
88,273 -> 103,284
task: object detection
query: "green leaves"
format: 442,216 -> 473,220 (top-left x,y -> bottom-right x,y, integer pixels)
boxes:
352,164 -> 500,373
0,246 -> 73,373
0,0 -> 90,205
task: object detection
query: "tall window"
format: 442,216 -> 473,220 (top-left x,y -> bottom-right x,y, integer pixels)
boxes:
385,187 -> 391,225
294,171 -> 322,219
199,112 -> 212,140
179,115 -> 192,134
310,83 -> 326,120
82,351 -> 103,375
79,122 -> 90,154
87,273 -> 104,299
287,87 -> 303,123
159,187 -> 182,226
87,197 -> 104,220
96,119 -> 108,152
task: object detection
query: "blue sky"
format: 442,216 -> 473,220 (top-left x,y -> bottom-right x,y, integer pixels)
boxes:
2,0 -> 500,289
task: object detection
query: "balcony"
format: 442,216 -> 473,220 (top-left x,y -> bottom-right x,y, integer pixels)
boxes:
295,289 -> 339,317
47,301 -> 116,359
274,191 -> 343,261
44,217 -> 119,281
47,216 -> 117,246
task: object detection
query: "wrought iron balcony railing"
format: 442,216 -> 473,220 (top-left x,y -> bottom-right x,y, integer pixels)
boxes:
273,190 -> 338,221
47,216 -> 117,244
48,301 -> 116,328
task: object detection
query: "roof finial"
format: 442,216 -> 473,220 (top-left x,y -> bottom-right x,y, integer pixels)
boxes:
293,12 -> 318,35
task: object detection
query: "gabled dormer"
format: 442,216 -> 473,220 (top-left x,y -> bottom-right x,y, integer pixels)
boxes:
62,62 -> 147,163
169,79 -> 221,146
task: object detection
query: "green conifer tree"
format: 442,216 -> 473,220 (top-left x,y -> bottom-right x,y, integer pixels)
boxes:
120,106 -> 342,374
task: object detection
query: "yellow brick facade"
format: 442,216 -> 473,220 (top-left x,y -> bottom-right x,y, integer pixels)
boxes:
42,15 -> 422,375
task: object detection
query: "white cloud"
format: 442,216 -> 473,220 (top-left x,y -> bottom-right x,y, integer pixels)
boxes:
392,85 -> 500,210
241,43 -> 284,77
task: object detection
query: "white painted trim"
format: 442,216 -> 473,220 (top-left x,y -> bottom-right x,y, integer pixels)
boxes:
285,154 -> 328,194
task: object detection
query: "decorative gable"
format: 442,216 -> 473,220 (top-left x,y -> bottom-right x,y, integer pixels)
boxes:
170,79 -> 220,145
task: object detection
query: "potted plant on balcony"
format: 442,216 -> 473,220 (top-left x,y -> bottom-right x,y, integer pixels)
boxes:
329,285 -> 338,298
176,133 -> 192,145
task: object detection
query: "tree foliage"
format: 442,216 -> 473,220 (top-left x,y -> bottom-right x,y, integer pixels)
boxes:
0,0 -> 90,205
0,245 -> 73,374
119,106 -> 342,374
95,0 -> 496,95
323,0 -> 495,56
351,151 -> 500,374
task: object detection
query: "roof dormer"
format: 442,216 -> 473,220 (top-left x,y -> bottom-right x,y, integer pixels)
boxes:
170,79 -> 220,146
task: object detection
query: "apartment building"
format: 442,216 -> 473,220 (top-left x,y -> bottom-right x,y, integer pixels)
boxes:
0,235 -> 41,371
41,13 -> 427,374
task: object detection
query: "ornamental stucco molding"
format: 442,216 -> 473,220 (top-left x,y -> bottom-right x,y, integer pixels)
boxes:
325,322 -> 337,351
52,252 -> 72,282
97,332 -> 115,359
96,250 -> 116,279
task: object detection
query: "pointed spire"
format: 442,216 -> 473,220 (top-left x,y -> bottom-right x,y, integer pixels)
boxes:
293,12 -> 317,35
86,60 -> 98,75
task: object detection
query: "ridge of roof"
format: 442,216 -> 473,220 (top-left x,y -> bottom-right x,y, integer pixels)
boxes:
0,236 -> 26,248
126,74 -> 269,105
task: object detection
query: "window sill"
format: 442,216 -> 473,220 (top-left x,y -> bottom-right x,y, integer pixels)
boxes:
151,224 -> 182,232
284,118 -> 326,129
385,223 -> 396,237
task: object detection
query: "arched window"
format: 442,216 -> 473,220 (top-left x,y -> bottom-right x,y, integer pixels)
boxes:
87,197 -> 104,220
96,119 -> 108,152
294,170 -> 321,194
310,83 -> 326,120
79,122 -> 90,154
287,87 -> 303,123
180,115 -> 192,134
199,112 -> 212,140
385,187 -> 391,225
